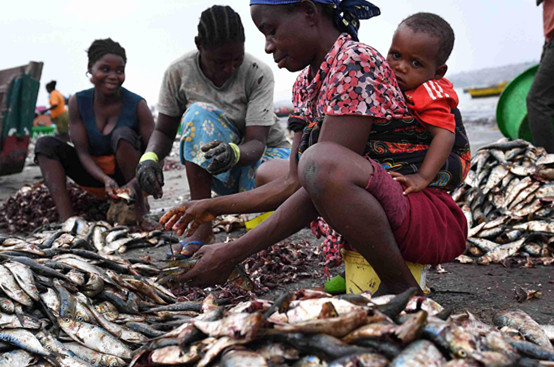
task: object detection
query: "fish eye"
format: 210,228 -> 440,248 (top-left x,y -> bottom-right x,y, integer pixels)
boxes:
457,349 -> 468,358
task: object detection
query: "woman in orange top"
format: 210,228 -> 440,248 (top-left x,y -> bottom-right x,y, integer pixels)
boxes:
43,80 -> 69,139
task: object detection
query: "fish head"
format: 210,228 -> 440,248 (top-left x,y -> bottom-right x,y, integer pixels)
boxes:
449,327 -> 478,359
102,355 -> 126,366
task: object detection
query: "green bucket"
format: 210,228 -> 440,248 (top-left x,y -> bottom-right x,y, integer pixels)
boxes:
496,65 -> 542,142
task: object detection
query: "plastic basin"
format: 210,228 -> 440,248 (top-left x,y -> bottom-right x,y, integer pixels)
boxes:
31,125 -> 56,138
496,65 -> 542,142
341,249 -> 428,295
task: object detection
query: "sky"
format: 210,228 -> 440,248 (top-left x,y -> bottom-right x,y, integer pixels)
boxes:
0,0 -> 544,108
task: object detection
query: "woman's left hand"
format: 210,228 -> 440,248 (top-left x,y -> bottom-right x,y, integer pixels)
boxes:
179,242 -> 237,288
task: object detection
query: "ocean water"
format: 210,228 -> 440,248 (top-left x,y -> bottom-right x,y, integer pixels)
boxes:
455,88 -> 505,152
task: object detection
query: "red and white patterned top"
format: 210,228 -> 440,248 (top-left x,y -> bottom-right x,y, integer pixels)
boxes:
291,33 -> 408,122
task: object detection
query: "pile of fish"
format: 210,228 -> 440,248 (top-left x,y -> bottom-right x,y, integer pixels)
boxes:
451,139 -> 554,264
128,288 -> 554,366
0,215 -> 178,257
0,182 -> 109,234
164,240 -> 325,303
0,232 -> 185,366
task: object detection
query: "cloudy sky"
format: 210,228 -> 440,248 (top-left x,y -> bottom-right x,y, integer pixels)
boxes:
1,0 -> 544,108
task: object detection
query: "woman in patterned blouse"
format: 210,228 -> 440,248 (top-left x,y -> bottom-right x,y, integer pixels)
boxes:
168,0 -> 467,295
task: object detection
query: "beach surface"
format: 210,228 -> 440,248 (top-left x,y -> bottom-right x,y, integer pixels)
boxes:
0,96 -> 551,326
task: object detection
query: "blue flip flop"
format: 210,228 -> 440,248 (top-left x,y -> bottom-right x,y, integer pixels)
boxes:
166,240 -> 204,260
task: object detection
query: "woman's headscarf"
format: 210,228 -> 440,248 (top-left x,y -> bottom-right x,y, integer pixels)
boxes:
249,0 -> 380,41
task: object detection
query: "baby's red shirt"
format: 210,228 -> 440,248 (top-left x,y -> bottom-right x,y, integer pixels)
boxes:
404,78 -> 458,133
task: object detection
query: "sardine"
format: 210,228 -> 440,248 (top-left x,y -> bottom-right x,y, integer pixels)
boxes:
0,329 -> 50,356
479,139 -> 529,152
476,238 -> 526,264
390,340 -> 446,366
0,349 -> 38,367
422,319 -> 478,358
514,221 -> 554,234
219,348 -> 270,367
82,273 -> 105,298
194,312 -> 263,339
508,181 -> 541,210
275,308 -> 371,338
64,342 -> 127,367
507,338 -> 554,361
3,255 -> 75,284
342,320 -> 398,343
53,278 -> 77,319
467,238 -> 499,253
0,298 -> 14,314
58,317 -> 132,359
91,225 -> 107,252
0,264 -> 33,306
0,312 -> 41,329
483,165 -> 509,194
493,309 -> 553,350
502,176 -> 531,209
328,352 -> 389,367
84,301 -> 148,344
471,351 -> 517,367
150,338 -> 214,365
267,332 -> 374,361
197,336 -> 257,367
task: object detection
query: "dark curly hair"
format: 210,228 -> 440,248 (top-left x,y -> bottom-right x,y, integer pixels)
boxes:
197,5 -> 245,48
400,12 -> 455,65
46,80 -> 57,91
86,38 -> 127,67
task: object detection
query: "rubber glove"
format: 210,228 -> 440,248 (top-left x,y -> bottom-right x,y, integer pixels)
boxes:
136,153 -> 164,199
201,141 -> 240,175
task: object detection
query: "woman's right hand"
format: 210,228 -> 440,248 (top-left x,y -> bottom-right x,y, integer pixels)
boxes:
159,200 -> 216,236
136,159 -> 164,199
104,177 -> 119,199
178,242 -> 237,288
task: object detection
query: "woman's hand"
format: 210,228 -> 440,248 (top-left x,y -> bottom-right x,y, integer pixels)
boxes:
179,243 -> 237,288
136,159 -> 164,199
104,177 -> 119,199
202,141 -> 238,175
389,172 -> 429,195
159,200 -> 216,236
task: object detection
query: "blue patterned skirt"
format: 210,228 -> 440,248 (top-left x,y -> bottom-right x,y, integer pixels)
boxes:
180,102 -> 290,195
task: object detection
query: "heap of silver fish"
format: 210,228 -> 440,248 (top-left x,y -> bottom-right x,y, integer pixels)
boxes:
451,139 -> 554,265
0,215 -> 552,366
128,288 -> 554,366
0,216 -> 180,366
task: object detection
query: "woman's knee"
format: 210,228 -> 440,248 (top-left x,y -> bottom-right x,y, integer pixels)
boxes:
35,136 -> 64,161
299,142 -> 373,194
111,126 -> 141,153
298,143 -> 344,194
255,159 -> 288,187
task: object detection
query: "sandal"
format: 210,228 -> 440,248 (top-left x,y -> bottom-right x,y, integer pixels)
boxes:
166,240 -> 204,260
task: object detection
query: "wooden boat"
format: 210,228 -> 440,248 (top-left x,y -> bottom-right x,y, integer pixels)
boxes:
463,81 -> 508,99
0,61 -> 43,175
274,106 -> 293,117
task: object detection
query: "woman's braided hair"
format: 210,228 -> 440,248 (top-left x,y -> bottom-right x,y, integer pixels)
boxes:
197,5 -> 245,48
86,38 -> 127,67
